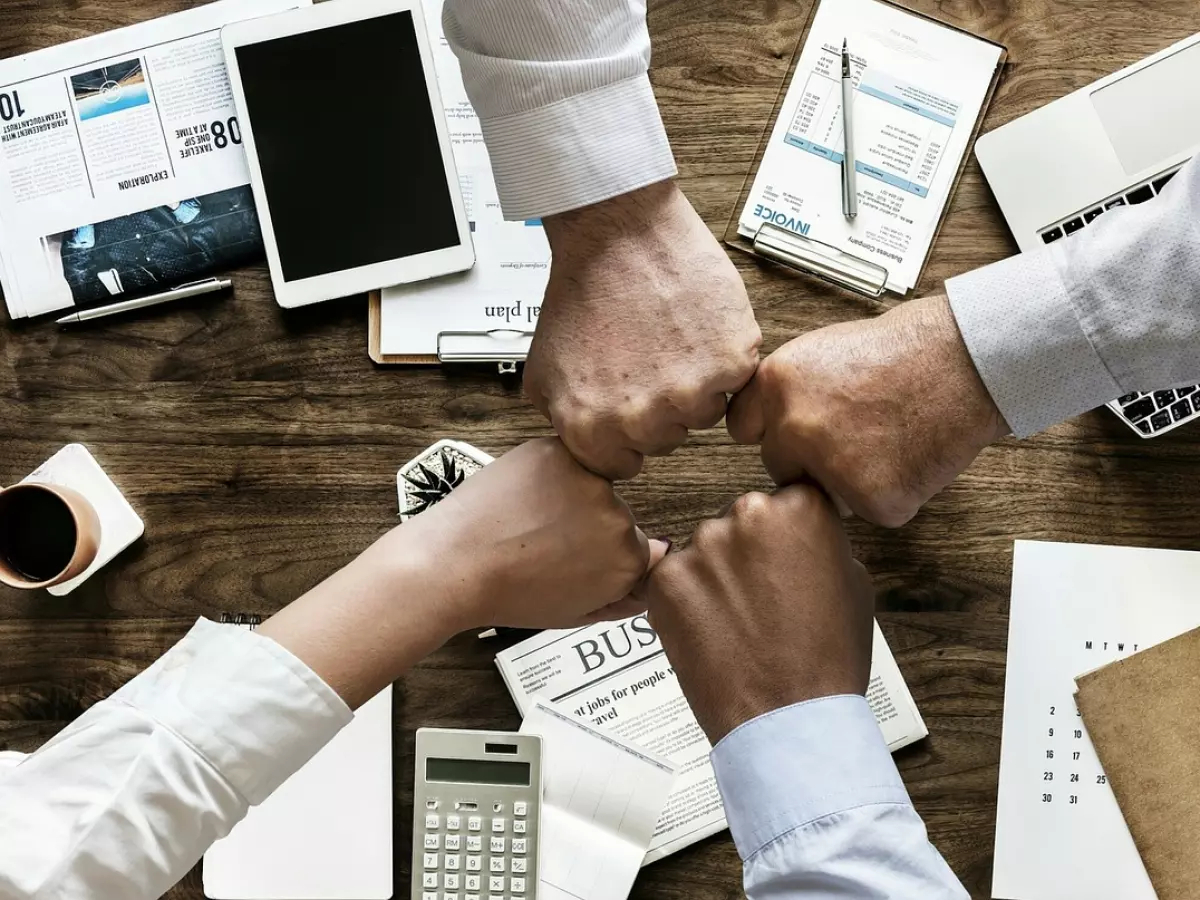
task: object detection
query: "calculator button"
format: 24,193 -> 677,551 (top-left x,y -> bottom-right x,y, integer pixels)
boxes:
446,815 -> 461,830
445,855 -> 461,871
488,896 -> 503,900
427,799 -> 439,810
492,802 -> 505,814
492,818 -> 506,833
489,877 -> 506,893
466,836 -> 483,852
424,834 -> 441,850
468,816 -> 483,832
466,895 -> 480,900
490,857 -> 506,873
511,859 -> 527,875
465,875 -> 481,891
444,874 -> 460,889
513,820 -> 527,834
466,855 -> 482,872
511,877 -> 526,893
511,838 -> 527,854
424,853 -> 440,870
445,834 -> 462,851
490,837 -> 506,854
424,873 -> 440,889
426,814 -> 441,830
424,893 -> 438,900
513,801 -> 527,817
444,894 -> 459,900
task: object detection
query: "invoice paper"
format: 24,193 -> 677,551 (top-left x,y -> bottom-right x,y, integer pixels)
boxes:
737,0 -> 1002,293
379,0 -> 550,356
521,699 -> 677,900
992,541 -> 1200,900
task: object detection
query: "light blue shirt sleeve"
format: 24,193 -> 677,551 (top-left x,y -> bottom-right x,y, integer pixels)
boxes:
710,695 -> 967,900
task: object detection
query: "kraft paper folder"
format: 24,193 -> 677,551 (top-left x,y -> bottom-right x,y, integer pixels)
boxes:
724,0 -> 1006,299
1076,625 -> 1200,900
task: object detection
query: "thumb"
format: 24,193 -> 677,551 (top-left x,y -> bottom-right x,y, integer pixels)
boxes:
633,528 -> 672,575
726,375 -> 766,444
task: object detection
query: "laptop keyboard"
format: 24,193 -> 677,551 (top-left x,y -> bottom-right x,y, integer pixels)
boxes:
1036,162 -> 1197,439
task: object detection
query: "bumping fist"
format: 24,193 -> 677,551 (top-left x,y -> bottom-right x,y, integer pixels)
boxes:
640,485 -> 875,743
525,181 -> 761,481
727,295 -> 1009,528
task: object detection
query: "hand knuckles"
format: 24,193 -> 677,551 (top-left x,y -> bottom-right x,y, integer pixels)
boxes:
730,491 -> 773,521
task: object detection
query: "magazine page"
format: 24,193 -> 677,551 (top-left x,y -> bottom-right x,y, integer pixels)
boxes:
496,615 -> 926,864
0,0 -> 307,319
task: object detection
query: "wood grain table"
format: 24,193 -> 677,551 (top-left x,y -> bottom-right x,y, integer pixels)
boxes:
2,0 -> 1198,897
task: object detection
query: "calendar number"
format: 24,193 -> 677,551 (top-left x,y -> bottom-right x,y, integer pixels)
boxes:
1046,749 -> 1054,759
1043,772 -> 1054,781
1042,793 -> 1053,803
1097,775 -> 1107,785
1048,728 -> 1054,737
1069,795 -> 1078,804
1073,751 -> 1080,760
1069,773 -> 1079,782
1049,706 -> 1055,715
1074,729 -> 1083,739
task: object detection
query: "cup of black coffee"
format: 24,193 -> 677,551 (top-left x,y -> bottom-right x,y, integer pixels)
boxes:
0,483 -> 101,589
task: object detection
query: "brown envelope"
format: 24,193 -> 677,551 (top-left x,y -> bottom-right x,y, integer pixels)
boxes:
1076,625 -> 1200,900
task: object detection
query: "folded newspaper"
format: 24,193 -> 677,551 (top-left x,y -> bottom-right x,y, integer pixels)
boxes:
0,0 -> 308,319
497,617 -> 927,864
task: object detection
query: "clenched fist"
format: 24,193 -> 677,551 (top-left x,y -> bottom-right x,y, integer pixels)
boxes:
728,295 -> 1009,527
527,181 -> 761,480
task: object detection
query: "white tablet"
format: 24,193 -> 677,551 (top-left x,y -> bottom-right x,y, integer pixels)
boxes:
222,0 -> 474,308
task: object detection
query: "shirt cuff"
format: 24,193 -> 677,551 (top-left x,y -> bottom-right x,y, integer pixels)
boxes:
480,74 -> 678,221
710,695 -> 912,861
946,250 -> 1122,437
110,618 -> 353,806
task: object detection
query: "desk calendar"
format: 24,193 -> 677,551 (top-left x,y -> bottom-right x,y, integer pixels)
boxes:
993,540 -> 1200,900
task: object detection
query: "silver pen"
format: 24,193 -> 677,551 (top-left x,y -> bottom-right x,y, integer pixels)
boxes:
56,277 -> 233,325
841,39 -> 858,219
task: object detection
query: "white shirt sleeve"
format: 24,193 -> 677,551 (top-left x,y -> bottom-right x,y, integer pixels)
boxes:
0,619 -> 352,900
946,157 -> 1200,437
442,0 -> 678,220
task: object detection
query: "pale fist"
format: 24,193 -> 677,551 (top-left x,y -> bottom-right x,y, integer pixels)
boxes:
400,439 -> 667,631
727,295 -> 1009,527
526,181 -> 761,480
641,486 -> 874,743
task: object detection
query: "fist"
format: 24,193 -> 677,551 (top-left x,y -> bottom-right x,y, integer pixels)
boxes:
526,181 -> 761,480
727,295 -> 1009,527
641,486 -> 874,743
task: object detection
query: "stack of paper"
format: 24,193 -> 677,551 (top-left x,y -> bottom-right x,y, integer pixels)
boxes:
520,699 -> 678,900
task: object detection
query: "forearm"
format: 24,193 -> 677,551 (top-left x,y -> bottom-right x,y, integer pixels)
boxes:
442,0 -> 676,219
713,697 -> 967,900
947,156 -> 1200,437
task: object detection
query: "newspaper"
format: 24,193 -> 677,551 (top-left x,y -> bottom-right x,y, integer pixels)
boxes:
497,615 -> 928,864
0,0 -> 307,320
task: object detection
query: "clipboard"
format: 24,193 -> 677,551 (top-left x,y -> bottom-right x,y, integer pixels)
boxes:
368,291 -> 533,373
723,0 -> 1007,299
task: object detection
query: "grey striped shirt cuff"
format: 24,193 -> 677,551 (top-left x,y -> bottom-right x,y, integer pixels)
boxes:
947,250 -> 1122,438
480,74 -> 678,221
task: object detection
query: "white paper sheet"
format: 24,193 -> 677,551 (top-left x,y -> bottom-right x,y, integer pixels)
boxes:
521,699 -> 677,900
992,540 -> 1200,900
378,0 -> 550,356
737,0 -> 1001,292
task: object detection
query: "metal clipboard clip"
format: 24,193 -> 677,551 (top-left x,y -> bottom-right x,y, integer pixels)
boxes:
437,329 -> 535,374
751,222 -> 889,299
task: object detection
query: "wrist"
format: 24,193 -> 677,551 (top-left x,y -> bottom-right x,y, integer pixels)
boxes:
542,180 -> 683,268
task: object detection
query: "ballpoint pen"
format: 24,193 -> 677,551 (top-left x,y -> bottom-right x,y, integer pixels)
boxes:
841,39 -> 858,219
55,277 -> 234,325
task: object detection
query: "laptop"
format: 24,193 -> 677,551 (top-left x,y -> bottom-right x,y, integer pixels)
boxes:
975,32 -> 1200,438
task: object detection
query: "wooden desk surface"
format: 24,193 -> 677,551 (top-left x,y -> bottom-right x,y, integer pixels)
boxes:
2,1 -> 1198,896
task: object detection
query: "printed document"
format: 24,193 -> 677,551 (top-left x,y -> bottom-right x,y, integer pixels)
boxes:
497,615 -> 927,864
0,0 -> 306,319
521,699 -> 677,900
993,541 -> 1200,899
378,0 -> 550,356
737,0 -> 1002,292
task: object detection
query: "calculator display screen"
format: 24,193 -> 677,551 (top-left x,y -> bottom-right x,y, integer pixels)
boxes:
426,757 -> 531,786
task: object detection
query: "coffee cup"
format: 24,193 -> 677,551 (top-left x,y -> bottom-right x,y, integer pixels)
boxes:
0,482 -> 102,590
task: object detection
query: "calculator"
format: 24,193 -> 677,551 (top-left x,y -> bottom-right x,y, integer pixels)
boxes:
412,728 -> 542,900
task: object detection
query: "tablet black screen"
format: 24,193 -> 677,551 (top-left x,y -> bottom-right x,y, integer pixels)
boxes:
235,10 -> 460,282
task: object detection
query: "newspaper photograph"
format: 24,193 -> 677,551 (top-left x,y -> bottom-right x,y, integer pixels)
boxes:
0,0 -> 307,319
497,615 -> 928,864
